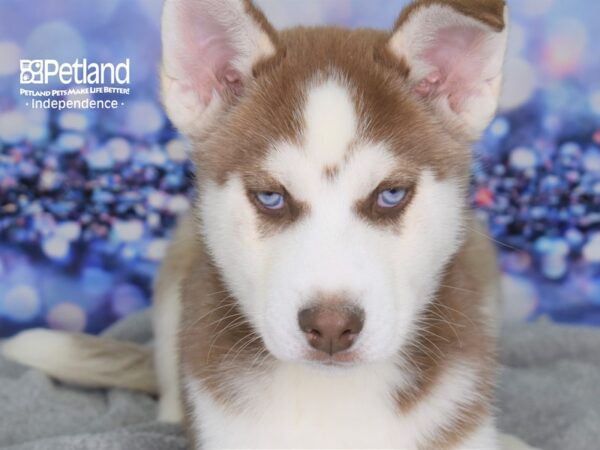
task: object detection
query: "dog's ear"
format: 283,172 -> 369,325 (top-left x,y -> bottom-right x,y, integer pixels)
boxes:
161,0 -> 278,137
387,0 -> 508,140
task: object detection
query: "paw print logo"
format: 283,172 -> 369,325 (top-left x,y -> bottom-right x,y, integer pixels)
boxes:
20,60 -> 44,84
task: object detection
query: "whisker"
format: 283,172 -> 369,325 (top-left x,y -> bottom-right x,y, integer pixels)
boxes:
226,334 -> 263,363
438,283 -> 482,296
422,309 -> 464,346
205,316 -> 251,362
464,224 -> 519,251
430,301 -> 475,326
202,309 -> 246,331
409,332 -> 445,362
205,289 -> 233,297
184,295 -> 236,329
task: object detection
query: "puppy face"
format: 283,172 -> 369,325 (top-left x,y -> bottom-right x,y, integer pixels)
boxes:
162,0 -> 508,367
198,76 -> 468,365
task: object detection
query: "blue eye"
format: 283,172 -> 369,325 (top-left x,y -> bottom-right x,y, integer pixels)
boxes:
377,188 -> 407,208
256,192 -> 285,210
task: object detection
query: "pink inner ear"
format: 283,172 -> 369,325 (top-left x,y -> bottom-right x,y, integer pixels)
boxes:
177,3 -> 243,106
415,26 -> 489,113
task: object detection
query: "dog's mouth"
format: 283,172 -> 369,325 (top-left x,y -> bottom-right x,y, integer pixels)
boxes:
303,349 -> 362,367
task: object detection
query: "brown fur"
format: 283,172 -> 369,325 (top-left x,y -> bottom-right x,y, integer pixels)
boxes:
323,165 -> 340,181
394,217 -> 499,449
242,0 -> 281,50
394,0 -> 506,33
177,219 -> 273,450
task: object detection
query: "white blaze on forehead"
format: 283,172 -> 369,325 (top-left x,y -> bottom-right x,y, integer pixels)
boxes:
302,79 -> 358,168
266,140 -> 398,204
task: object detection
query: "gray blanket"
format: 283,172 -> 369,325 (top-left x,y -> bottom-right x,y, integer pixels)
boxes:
1,312 -> 598,450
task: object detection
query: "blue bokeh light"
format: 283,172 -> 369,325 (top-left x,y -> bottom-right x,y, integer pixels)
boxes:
1,0 -> 600,335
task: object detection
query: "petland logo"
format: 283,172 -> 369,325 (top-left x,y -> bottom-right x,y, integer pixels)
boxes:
20,59 -> 130,85
19,58 -> 131,110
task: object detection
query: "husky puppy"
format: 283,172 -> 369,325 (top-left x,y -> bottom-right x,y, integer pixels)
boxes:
5,1 -> 540,449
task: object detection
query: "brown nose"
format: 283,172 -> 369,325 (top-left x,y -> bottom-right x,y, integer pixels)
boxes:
298,304 -> 364,355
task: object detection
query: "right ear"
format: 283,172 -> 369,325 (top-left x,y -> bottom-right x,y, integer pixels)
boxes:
161,0 -> 278,137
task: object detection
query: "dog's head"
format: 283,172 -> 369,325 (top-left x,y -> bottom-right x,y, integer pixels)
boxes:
162,0 -> 508,366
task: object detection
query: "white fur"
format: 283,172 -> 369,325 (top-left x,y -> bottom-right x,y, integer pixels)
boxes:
153,282 -> 184,422
388,4 -> 509,138
186,361 -> 494,449
2,329 -> 73,371
2,329 -> 156,393
500,433 -> 541,450
302,79 -> 357,168
461,417 -> 500,449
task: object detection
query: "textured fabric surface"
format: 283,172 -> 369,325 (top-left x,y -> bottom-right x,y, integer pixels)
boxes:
497,323 -> 600,450
1,311 -> 597,450
2,1 -> 600,339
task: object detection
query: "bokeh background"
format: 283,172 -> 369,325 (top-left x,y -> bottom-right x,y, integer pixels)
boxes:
0,0 -> 599,337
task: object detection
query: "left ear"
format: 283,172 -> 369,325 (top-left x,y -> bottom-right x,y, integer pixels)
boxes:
388,0 -> 509,140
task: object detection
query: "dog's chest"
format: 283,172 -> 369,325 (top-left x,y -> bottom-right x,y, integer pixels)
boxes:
186,363 -> 459,449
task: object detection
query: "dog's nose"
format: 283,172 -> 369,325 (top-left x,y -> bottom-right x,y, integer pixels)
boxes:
298,304 -> 364,355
